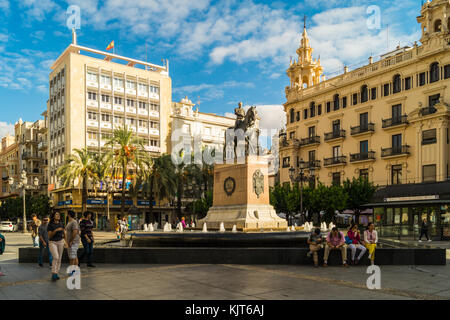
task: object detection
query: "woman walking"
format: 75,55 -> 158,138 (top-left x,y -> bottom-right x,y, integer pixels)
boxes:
47,211 -> 66,281
364,222 -> 378,265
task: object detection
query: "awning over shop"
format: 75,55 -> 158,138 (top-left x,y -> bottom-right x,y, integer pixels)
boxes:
363,181 -> 450,207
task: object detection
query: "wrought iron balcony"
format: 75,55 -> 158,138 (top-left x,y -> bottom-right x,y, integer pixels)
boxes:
382,115 -> 408,128
300,136 -> 320,146
299,160 -> 321,169
420,106 -> 437,116
381,145 -> 410,157
323,156 -> 347,167
350,123 -> 375,135
350,151 -> 376,162
324,130 -> 346,141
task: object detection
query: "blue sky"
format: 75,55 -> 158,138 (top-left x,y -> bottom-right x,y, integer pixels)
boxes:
0,0 -> 423,136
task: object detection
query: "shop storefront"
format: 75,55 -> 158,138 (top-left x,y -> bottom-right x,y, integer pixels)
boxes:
363,181 -> 450,240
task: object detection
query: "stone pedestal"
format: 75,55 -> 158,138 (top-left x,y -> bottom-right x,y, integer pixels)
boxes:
198,156 -> 287,232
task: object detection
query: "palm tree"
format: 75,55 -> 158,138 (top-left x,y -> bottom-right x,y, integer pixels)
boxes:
106,125 -> 144,217
91,152 -> 114,226
56,148 -> 96,212
142,154 -> 177,222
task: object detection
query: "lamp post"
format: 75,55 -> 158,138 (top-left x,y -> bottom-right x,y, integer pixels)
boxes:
289,160 -> 315,226
105,176 -> 114,231
8,170 -> 39,233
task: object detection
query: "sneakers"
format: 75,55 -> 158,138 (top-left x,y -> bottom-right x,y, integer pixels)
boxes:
418,240 -> 422,242
51,274 -> 58,281
306,251 -> 312,258
38,263 -> 43,267
428,239 -> 432,242
322,262 -> 328,267
343,263 -> 349,268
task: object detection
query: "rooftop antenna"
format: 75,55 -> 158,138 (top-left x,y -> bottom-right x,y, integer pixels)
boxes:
71,28 -> 77,45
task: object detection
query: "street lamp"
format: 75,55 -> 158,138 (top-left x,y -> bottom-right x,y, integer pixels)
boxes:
8,170 -> 39,233
105,176 -> 114,230
289,160 -> 315,226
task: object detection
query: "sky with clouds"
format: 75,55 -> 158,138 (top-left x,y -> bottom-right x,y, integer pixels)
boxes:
0,0 -> 423,137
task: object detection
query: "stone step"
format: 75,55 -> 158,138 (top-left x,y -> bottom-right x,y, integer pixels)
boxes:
19,247 -> 446,265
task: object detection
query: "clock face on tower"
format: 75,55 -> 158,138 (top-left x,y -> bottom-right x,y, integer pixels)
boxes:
223,177 -> 236,196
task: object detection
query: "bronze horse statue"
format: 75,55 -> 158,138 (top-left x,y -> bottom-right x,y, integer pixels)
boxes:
224,105 -> 260,159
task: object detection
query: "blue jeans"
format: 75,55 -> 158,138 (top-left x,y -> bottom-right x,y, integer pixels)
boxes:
79,237 -> 93,265
38,241 -> 53,265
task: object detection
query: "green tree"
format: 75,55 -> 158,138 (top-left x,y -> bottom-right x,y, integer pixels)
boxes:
305,183 -> 348,224
343,177 -> 377,224
57,148 -> 96,212
106,125 -> 144,216
142,154 -> 177,221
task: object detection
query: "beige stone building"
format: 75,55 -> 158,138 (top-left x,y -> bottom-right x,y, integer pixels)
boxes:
170,96 -> 235,157
0,135 -> 19,199
0,117 -> 48,201
279,0 -> 450,239
48,30 -> 171,228
280,0 -> 450,188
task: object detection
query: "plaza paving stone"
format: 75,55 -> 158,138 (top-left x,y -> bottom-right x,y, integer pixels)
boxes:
1,232 -> 450,300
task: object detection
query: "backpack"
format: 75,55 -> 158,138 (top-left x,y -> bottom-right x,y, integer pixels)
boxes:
345,235 -> 352,245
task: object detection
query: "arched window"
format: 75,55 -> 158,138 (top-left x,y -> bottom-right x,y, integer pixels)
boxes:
361,85 -> 368,103
290,109 -> 295,123
333,94 -> 340,110
430,62 -> 440,83
434,19 -> 442,32
393,74 -> 401,93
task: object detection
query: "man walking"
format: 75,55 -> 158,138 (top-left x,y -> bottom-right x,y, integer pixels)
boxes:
31,214 -> 41,247
65,210 -> 80,271
38,215 -> 53,268
78,211 -> 95,268
419,218 -> 431,242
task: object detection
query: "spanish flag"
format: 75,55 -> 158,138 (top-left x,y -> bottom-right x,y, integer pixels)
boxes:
106,40 -> 114,51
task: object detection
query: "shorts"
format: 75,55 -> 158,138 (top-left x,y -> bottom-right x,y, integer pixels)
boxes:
68,242 -> 79,260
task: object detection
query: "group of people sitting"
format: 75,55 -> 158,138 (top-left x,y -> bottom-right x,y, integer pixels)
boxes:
307,222 -> 378,267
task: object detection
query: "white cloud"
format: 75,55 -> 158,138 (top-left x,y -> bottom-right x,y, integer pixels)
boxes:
0,0 -> 9,12
244,104 -> 286,131
173,80 -> 254,102
0,121 -> 14,138
19,0 -> 58,22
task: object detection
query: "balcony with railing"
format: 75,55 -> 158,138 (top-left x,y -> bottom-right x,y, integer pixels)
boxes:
300,160 -> 321,169
324,130 -> 346,142
382,115 -> 408,129
299,136 -> 320,146
38,141 -> 48,150
350,151 -> 376,163
381,145 -> 410,158
419,106 -> 437,116
323,156 -> 347,167
350,123 -> 375,136
22,152 -> 41,160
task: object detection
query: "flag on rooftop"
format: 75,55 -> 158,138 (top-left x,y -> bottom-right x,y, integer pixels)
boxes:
106,40 -> 114,51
